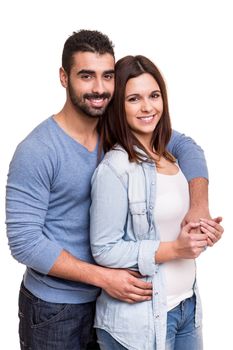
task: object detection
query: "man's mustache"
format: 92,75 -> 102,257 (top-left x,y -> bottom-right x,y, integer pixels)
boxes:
83,92 -> 111,100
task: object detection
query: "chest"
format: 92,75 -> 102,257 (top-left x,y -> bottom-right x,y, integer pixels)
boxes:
126,165 -> 189,241
50,146 -> 98,204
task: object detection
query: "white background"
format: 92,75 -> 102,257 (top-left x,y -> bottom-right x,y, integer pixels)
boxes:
0,0 -> 232,348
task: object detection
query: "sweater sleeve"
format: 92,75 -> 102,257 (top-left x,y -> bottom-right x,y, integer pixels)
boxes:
167,130 -> 209,181
5,139 -> 63,274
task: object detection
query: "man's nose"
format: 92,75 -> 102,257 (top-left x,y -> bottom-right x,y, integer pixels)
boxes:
92,78 -> 105,95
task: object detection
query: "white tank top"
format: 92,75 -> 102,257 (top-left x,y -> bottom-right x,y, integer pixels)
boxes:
155,168 -> 196,311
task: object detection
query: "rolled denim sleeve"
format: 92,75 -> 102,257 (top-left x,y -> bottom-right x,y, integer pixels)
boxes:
138,240 -> 160,276
90,163 -> 157,275
167,130 -> 208,181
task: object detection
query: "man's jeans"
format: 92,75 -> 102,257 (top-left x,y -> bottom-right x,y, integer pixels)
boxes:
18,282 -> 100,350
96,295 -> 203,350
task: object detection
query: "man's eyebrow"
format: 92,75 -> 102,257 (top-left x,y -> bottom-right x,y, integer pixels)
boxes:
77,69 -> 95,75
77,69 -> 115,75
103,70 -> 115,74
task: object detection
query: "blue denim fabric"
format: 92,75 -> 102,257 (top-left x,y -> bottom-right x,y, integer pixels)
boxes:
166,295 -> 203,350
96,296 -> 202,350
18,282 -> 100,350
96,329 -> 127,349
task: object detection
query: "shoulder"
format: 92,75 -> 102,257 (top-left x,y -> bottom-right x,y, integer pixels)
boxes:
22,117 -> 56,148
10,117 -> 58,172
16,117 -> 61,155
104,148 -> 130,172
92,147 -> 138,189
102,146 -> 137,176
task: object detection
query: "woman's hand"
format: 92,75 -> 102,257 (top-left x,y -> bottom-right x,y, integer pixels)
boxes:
174,222 -> 208,259
155,222 -> 208,263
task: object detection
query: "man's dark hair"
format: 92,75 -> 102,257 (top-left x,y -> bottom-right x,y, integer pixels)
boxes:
62,29 -> 115,74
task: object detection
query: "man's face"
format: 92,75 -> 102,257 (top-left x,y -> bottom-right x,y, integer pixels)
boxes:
66,52 -> 115,118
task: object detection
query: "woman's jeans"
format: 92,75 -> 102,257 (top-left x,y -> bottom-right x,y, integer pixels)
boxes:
18,282 -> 100,350
97,295 -> 203,350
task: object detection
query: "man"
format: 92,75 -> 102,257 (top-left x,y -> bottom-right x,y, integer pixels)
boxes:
6,30 -> 220,349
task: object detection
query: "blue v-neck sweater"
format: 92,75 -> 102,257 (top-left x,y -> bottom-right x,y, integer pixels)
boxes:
6,117 -> 100,303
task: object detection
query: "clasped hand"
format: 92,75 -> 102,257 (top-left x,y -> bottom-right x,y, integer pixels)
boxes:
176,217 -> 224,259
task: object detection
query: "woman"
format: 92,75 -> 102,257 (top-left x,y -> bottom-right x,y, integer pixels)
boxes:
90,55 -> 223,350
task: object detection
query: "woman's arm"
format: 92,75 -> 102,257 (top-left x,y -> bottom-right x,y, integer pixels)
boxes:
90,162 -> 160,276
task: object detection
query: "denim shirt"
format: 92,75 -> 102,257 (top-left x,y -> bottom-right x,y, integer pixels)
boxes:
90,146 -> 202,350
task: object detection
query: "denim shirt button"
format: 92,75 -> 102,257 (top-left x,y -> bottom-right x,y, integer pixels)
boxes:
149,206 -> 153,210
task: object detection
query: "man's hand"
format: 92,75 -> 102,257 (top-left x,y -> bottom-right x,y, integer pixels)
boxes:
183,177 -> 210,235
200,217 -> 224,246
101,268 -> 152,304
181,206 -> 211,228
185,178 -> 224,247
48,251 -> 152,303
181,205 -> 210,238
182,208 -> 223,247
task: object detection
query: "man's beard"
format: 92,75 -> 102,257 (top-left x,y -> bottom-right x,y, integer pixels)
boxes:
68,82 -> 111,118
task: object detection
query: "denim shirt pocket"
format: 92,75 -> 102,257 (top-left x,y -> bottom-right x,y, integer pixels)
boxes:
129,201 -> 150,239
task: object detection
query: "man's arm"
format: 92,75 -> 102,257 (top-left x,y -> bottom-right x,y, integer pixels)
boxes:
167,130 -> 209,221
182,177 -> 210,224
167,131 -> 223,245
49,250 -> 152,304
168,130 -> 224,245
6,141 -> 151,303
167,130 -> 209,182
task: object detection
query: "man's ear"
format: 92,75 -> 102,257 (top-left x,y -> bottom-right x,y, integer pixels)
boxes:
59,67 -> 68,88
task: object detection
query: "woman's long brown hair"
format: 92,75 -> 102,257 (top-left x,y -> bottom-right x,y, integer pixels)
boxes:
99,55 -> 175,163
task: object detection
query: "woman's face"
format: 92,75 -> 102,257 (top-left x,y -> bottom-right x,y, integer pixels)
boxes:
124,73 -> 163,144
